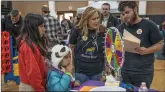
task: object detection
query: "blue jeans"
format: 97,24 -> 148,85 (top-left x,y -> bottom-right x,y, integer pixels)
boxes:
75,73 -> 102,84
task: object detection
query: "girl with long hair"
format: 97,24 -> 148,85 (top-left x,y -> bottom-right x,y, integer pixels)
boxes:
17,13 -> 48,91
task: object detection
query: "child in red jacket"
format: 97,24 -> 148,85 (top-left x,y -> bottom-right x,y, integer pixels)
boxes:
17,13 -> 48,91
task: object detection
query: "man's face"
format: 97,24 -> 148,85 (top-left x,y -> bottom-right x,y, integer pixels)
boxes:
101,5 -> 110,16
120,6 -> 137,24
11,15 -> 20,24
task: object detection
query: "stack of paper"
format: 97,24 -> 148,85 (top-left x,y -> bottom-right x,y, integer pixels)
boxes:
123,29 -> 141,53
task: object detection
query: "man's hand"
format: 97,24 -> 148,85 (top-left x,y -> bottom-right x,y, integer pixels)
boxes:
134,47 -> 149,55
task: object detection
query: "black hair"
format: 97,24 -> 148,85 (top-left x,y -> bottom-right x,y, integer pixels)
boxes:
17,13 -> 47,56
10,9 -> 19,17
118,1 -> 138,12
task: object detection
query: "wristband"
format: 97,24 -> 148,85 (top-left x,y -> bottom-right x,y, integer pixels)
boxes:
65,72 -> 72,77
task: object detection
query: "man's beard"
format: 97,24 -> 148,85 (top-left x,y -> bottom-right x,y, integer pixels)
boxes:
131,11 -> 137,23
126,11 -> 137,26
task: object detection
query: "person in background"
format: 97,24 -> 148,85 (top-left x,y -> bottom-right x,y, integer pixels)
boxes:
70,16 -> 74,25
161,21 -> 165,31
161,21 -> 165,56
61,15 -> 73,31
61,15 -> 73,40
41,5 -> 62,49
117,1 -> 163,88
17,13 -> 48,91
69,7 -> 110,84
74,16 -> 81,26
1,9 -> 23,46
101,3 -> 120,28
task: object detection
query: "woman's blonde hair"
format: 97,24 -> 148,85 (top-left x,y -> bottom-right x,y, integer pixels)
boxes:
76,7 -> 101,37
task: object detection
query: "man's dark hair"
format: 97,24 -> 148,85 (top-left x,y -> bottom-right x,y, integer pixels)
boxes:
118,1 -> 138,12
102,3 -> 110,10
10,9 -> 19,17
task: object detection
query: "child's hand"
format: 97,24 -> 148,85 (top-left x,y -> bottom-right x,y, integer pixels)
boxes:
65,65 -> 73,74
74,81 -> 80,87
100,75 -> 106,82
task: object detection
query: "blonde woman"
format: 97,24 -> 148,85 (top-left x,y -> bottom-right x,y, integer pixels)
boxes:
69,7 -> 110,84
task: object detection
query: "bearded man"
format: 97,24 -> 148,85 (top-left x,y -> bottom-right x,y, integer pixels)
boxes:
117,1 -> 163,88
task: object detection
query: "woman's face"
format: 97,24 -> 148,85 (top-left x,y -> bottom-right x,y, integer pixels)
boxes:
38,24 -> 45,37
61,52 -> 71,67
87,12 -> 100,30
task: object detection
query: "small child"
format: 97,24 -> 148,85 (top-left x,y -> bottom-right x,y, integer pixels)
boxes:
46,44 -> 80,91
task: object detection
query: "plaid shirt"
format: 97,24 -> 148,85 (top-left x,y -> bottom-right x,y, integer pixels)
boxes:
43,14 -> 62,41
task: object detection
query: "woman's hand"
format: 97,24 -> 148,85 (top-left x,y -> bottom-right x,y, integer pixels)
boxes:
100,75 -> 106,82
74,81 -> 80,87
105,61 -> 111,75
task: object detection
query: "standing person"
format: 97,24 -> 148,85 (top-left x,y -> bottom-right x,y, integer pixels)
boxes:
1,9 -> 23,46
61,15 -> 73,31
101,3 -> 120,28
61,16 -> 73,40
41,5 -> 62,49
117,1 -> 163,88
17,13 -> 48,91
69,7 -> 110,84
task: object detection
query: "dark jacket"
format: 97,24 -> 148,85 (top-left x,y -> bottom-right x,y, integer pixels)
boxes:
1,15 -> 23,46
1,15 -> 23,38
101,13 -> 120,28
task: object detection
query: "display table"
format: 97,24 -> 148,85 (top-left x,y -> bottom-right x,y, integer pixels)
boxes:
72,80 -> 159,92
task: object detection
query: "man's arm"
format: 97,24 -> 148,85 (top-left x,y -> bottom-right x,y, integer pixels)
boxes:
135,20 -> 164,55
135,40 -> 163,55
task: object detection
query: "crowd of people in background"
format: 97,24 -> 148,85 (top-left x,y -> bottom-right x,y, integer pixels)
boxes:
1,1 -> 164,91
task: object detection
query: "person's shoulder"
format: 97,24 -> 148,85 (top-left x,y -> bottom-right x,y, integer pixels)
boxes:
18,40 -> 30,52
49,70 -> 59,75
111,14 -> 119,19
72,27 -> 80,33
19,40 -> 39,52
142,18 -> 157,26
117,23 -> 125,28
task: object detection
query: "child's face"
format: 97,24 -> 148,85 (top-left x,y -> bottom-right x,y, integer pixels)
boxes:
61,52 -> 71,67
